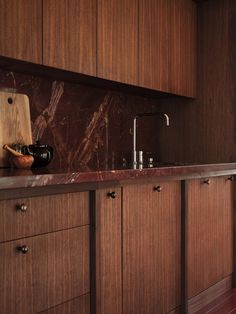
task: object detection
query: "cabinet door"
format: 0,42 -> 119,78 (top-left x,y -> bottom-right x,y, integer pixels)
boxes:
0,0 -> 42,63
187,176 -> 233,298
94,188 -> 122,314
97,0 -> 138,85
139,0 -> 196,97
123,182 -> 181,314
43,0 -> 96,75
169,0 -> 197,97
0,227 -> 89,314
139,0 -> 169,92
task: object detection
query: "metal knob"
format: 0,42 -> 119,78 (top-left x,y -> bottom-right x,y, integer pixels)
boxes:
154,186 -> 162,192
16,203 -> 27,212
227,176 -> 234,181
204,179 -> 210,185
107,191 -> 117,199
17,245 -> 29,254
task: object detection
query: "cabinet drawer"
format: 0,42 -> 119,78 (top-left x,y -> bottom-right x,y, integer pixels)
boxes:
0,192 -> 89,242
40,293 -> 90,314
0,226 -> 90,314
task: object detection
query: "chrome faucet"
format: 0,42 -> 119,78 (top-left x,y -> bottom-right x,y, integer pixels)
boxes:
132,112 -> 170,168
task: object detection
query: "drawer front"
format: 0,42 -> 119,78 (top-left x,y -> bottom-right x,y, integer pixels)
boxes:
0,226 -> 90,314
0,192 -> 89,242
39,293 -> 90,314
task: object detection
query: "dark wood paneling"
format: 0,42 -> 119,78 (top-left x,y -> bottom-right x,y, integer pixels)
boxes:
39,294 -> 90,314
139,0 -> 169,92
0,0 -> 42,63
0,227 -> 89,314
97,0 -> 138,85
157,0 -> 235,165
123,181 -> 181,314
43,0 -> 96,75
169,0 -> 197,97
187,177 -> 233,298
95,188 -> 122,314
139,0 -> 196,97
0,192 -> 89,242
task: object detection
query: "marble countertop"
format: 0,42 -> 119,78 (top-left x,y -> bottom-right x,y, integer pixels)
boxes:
0,162 -> 236,190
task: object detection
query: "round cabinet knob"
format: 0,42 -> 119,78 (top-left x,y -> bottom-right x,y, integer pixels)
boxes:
107,191 -> 117,199
17,245 -> 29,254
154,186 -> 162,192
227,176 -> 234,181
16,203 -> 27,212
204,179 -> 211,185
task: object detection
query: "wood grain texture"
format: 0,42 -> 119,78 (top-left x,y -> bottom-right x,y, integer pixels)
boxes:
0,192 -> 89,242
97,0 -> 138,85
0,92 -> 32,167
188,275 -> 232,313
39,294 -> 90,314
157,0 -> 235,165
187,176 -> 233,298
169,0 -> 197,97
0,0 -> 42,63
0,227 -> 90,314
139,0 -> 169,92
95,187 -> 122,314
123,181 -> 181,314
43,0 -> 96,75
139,0 -> 196,96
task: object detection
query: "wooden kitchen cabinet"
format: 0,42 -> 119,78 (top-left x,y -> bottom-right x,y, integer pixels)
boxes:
187,176 -> 233,299
97,0 -> 138,85
123,181 -> 181,314
0,227 -> 90,314
0,192 -> 89,243
43,0 -> 96,76
139,0 -> 196,97
0,191 -> 90,314
0,0 -> 42,63
94,187 -> 122,314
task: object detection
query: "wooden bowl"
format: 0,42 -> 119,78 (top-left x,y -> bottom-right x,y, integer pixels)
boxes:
11,155 -> 34,169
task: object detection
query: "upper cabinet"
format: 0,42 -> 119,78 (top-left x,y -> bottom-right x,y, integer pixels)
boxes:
169,0 -> 197,97
0,0 -> 196,97
139,0 -> 169,92
0,0 -> 42,63
97,0 -> 138,86
43,0 -> 96,76
139,0 -> 196,97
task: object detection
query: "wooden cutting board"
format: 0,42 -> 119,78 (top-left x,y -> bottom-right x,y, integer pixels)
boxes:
0,91 -> 32,167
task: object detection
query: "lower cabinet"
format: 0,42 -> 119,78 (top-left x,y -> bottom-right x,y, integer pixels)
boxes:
123,181 -> 181,314
187,176 -> 233,299
0,227 -> 90,314
94,187 -> 122,314
0,191 -> 90,314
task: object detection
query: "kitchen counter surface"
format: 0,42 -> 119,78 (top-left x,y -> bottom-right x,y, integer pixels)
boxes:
0,162 -> 236,191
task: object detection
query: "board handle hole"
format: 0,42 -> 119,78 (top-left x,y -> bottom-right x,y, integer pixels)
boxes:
7,97 -> 13,104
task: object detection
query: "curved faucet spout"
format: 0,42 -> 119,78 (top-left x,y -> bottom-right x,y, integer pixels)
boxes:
133,112 -> 170,167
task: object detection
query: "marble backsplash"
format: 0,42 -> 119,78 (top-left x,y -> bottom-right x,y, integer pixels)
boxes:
0,69 -> 169,171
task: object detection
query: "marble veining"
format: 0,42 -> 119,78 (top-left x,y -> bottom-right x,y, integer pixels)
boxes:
0,69 -> 164,170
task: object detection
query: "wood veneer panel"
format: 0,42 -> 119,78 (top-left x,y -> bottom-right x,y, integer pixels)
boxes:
0,0 -> 42,63
123,181 -> 181,314
0,227 -> 90,314
0,192 -> 89,242
39,294 -> 90,314
95,187 -> 122,314
139,0 -> 169,92
97,0 -> 138,85
169,0 -> 197,97
43,0 -> 96,75
187,177 -> 233,298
